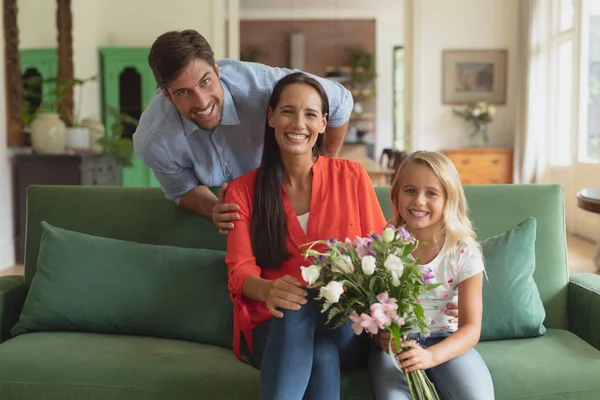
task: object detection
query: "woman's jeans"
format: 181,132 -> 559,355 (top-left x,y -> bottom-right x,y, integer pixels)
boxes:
368,332 -> 495,400
241,288 -> 368,400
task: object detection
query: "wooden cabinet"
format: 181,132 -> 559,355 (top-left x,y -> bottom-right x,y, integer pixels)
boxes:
12,154 -> 122,263
443,147 -> 513,185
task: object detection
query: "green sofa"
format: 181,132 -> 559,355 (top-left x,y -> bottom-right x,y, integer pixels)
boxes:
1,184 -> 600,399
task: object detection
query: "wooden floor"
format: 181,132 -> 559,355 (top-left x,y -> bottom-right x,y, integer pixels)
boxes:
567,233 -> 598,274
0,234 -> 597,277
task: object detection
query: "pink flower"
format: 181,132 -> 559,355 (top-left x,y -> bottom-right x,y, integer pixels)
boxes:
376,292 -> 398,310
349,311 -> 379,335
370,303 -> 391,328
371,292 -> 405,328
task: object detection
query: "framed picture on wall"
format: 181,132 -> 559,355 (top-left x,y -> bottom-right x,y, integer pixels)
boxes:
442,49 -> 507,105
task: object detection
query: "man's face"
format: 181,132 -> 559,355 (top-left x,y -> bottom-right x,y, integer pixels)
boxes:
161,58 -> 224,131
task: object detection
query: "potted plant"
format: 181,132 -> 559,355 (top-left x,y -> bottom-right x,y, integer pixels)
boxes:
348,48 -> 377,100
96,106 -> 138,167
452,101 -> 496,147
25,75 -> 96,154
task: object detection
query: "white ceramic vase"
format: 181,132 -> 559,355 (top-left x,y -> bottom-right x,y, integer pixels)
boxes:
80,118 -> 106,154
66,126 -> 91,151
30,113 -> 67,154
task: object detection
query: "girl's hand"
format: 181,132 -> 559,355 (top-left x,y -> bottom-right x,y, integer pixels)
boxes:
265,275 -> 307,318
396,340 -> 438,372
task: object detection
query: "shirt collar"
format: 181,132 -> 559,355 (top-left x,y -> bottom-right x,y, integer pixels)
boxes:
182,80 -> 241,136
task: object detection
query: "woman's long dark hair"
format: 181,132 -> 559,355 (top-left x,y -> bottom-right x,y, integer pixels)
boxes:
251,72 -> 330,269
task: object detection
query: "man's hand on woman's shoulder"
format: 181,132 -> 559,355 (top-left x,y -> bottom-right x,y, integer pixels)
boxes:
213,183 -> 240,235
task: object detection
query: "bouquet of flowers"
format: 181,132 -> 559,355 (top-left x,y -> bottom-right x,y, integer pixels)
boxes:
452,101 -> 496,145
301,225 -> 441,400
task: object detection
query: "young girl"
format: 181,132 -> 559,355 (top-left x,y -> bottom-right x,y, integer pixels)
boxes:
368,151 -> 495,400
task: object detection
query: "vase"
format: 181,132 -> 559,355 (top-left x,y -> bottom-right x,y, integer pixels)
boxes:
66,126 -> 91,151
80,118 -> 106,154
470,123 -> 490,148
30,113 -> 67,154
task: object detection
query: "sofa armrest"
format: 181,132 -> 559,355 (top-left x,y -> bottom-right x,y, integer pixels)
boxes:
0,275 -> 26,343
569,273 -> 600,350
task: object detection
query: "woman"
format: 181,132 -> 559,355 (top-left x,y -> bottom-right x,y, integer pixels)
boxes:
225,72 -> 387,399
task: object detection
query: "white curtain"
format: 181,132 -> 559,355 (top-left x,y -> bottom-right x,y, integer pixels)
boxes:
513,0 -> 552,184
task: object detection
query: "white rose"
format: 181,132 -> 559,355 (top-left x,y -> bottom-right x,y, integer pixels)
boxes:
381,227 -> 395,244
384,254 -> 404,277
300,265 -> 321,285
361,255 -> 376,276
391,271 -> 401,287
333,255 -> 354,274
320,281 -> 345,303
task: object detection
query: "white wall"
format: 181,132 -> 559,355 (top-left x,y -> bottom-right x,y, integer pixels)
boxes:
0,15 -> 15,269
18,0 -> 57,49
411,0 -> 519,151
240,0 -> 404,159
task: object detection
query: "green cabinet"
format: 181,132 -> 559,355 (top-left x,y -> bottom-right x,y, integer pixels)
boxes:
20,48 -> 58,121
99,47 -> 161,188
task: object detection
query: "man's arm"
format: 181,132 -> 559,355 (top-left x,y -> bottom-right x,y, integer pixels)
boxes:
322,120 -> 350,158
178,185 -> 219,219
179,183 -> 240,235
134,135 -> 240,234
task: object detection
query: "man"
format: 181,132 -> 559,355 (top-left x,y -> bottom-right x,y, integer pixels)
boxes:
133,29 -> 353,235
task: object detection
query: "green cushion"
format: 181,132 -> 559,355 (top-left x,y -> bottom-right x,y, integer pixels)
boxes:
479,217 -> 546,340
11,222 -> 233,349
0,332 -> 259,400
476,329 -> 600,400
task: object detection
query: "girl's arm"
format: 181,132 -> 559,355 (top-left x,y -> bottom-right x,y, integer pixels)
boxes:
398,272 -> 483,372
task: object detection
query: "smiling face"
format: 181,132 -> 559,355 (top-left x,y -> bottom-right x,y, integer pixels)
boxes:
395,163 -> 447,235
161,58 -> 224,131
267,82 -> 327,157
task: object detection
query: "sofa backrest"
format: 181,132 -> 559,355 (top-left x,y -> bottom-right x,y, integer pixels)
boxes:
24,184 -> 568,330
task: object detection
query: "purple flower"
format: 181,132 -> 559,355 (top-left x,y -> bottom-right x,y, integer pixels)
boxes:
421,267 -> 435,284
369,233 -> 382,242
397,227 -> 416,244
327,238 -> 338,246
354,236 -> 375,258
316,255 -> 327,263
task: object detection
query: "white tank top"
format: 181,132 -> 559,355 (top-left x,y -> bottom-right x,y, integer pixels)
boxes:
297,212 -> 309,234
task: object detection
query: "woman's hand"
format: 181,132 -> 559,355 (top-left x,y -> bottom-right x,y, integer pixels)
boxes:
264,275 -> 308,318
397,340 -> 438,372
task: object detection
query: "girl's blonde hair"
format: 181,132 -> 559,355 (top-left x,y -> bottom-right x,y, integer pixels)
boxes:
390,151 -> 481,256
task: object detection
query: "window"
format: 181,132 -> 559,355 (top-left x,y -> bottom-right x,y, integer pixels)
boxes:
580,1 -> 600,162
393,46 -> 405,150
549,0 -> 576,166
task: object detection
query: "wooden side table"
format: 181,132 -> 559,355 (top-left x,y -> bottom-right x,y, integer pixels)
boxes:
444,147 -> 513,185
576,187 -> 600,268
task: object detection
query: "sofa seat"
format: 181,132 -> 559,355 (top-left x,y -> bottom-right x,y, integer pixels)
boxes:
0,331 -> 376,400
0,332 -> 260,400
476,329 -> 600,400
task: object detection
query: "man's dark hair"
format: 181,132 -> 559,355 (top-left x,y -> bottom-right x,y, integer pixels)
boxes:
148,30 -> 215,88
